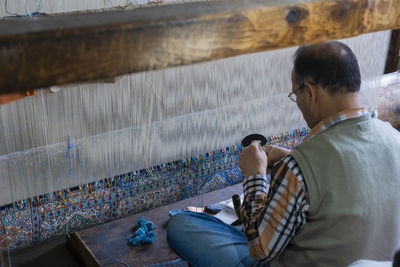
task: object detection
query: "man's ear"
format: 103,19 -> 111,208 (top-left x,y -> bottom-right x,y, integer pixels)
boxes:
305,82 -> 319,104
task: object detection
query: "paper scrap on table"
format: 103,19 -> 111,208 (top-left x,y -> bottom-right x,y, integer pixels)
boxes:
214,194 -> 244,225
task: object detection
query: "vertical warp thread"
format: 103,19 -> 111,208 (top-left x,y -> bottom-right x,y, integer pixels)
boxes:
66,136 -> 82,180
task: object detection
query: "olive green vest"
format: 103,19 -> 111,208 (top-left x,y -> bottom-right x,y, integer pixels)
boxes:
272,115 -> 400,267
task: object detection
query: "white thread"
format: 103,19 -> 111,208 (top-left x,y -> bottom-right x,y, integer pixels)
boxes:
0,1 -> 390,208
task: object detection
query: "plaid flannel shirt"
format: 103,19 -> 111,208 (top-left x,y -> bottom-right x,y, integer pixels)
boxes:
241,107 -> 372,262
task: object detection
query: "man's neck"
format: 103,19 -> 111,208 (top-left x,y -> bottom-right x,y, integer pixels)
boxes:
318,93 -> 361,122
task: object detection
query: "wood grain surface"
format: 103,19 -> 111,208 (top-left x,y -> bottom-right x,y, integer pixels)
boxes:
76,183 -> 242,266
0,0 -> 399,94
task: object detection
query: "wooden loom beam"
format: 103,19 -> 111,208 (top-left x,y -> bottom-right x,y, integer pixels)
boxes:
0,0 -> 399,94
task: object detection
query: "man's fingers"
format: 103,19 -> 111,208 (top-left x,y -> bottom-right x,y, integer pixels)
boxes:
250,140 -> 263,152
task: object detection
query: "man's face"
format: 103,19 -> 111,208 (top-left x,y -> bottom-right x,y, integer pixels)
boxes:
291,69 -> 313,128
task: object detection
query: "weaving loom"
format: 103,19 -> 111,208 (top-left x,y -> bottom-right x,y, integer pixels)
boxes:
0,0 -> 399,264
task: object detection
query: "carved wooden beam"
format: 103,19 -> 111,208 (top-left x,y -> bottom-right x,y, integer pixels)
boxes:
0,0 -> 399,94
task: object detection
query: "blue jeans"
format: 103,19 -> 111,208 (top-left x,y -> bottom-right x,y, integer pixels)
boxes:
167,211 -> 266,267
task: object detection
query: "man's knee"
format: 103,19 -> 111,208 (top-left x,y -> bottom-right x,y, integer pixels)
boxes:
167,213 -> 194,236
167,213 -> 194,249
167,213 -> 187,234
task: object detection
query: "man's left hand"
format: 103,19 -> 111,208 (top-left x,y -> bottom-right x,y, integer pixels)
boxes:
238,141 -> 268,177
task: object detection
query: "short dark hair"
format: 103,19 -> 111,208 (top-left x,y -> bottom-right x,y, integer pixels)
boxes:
293,41 -> 361,95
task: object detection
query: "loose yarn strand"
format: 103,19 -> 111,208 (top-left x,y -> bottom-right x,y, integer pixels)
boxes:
4,0 -> 43,17
4,0 -> 16,15
23,0 -> 32,17
114,258 -> 130,267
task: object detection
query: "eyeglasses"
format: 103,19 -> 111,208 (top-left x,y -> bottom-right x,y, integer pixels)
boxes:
288,83 -> 305,102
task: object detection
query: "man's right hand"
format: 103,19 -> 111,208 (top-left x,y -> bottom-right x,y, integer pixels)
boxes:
238,141 -> 268,177
264,145 -> 291,167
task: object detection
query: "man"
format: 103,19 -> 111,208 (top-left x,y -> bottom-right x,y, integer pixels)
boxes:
167,41 -> 400,266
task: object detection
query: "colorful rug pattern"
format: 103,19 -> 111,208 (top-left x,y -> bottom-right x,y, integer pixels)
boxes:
0,128 -> 308,250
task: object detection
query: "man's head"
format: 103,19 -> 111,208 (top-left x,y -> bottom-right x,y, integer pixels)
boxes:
291,41 -> 361,128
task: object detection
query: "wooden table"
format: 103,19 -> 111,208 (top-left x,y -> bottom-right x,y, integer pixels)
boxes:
69,183 -> 242,267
